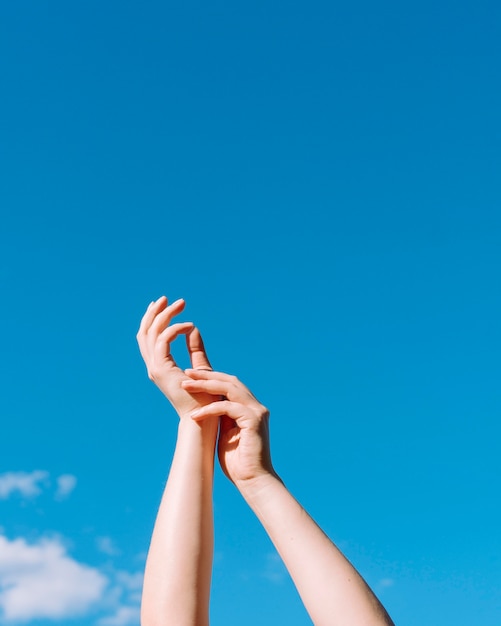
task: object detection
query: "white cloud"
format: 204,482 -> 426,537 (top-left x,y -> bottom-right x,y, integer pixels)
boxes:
115,570 -> 143,591
0,471 -> 49,499
55,474 -> 77,500
97,570 -> 142,626
0,534 -> 108,621
115,570 -> 142,604
97,605 -> 141,626
96,536 -> 121,557
0,471 -> 77,501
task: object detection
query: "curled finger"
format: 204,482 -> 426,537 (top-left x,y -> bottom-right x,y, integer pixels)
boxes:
190,400 -> 250,423
181,377 -> 246,402
155,321 -> 194,356
184,368 -> 240,384
150,298 -> 186,337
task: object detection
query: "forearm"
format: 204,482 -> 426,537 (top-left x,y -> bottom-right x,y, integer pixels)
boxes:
238,474 -> 394,626
141,417 -> 218,626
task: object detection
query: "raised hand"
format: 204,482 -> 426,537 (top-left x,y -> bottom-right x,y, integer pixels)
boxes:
182,369 -> 394,626
136,296 -> 214,419
181,370 -> 278,486
138,297 -> 218,626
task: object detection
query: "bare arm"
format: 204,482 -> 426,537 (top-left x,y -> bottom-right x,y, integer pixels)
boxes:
137,297 -> 218,626
237,475 -> 393,626
142,418 -> 217,626
183,369 -> 395,626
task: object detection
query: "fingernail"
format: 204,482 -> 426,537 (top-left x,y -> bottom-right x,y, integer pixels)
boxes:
190,409 -> 201,418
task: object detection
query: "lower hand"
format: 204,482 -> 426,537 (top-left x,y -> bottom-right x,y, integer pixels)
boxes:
181,370 -> 277,486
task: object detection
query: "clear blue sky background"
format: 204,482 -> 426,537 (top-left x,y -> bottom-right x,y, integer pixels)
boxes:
1,1 -> 500,624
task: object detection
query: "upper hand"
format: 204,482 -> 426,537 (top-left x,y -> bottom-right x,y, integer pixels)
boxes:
181,370 -> 276,485
136,296 -> 215,419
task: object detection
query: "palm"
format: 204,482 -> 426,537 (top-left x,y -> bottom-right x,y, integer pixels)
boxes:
217,418 -> 241,481
217,417 -> 268,483
165,365 -> 215,417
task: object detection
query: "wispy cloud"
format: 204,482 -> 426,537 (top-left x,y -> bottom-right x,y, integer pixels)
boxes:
96,536 -> 121,557
55,474 -> 77,500
0,534 -> 107,621
97,569 -> 143,625
261,551 -> 287,584
115,570 -> 143,592
0,471 -> 49,499
97,605 -> 141,626
0,471 -> 78,501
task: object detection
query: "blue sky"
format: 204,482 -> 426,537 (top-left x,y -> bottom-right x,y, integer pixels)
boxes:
1,1 -> 500,624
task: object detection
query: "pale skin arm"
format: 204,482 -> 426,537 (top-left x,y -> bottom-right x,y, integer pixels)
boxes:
137,297 -> 218,626
182,370 -> 395,626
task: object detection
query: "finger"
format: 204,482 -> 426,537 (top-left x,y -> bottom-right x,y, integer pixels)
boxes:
186,327 -> 212,371
190,400 -> 250,422
155,321 -> 194,357
184,368 -> 240,384
149,298 -> 186,337
181,378 -> 247,403
184,369 -> 256,402
137,296 -> 168,335
137,298 -> 167,359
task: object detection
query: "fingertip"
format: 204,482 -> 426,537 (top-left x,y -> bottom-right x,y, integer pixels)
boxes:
153,295 -> 168,310
184,367 -> 212,377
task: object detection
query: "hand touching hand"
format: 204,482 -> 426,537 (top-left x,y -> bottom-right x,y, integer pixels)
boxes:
181,370 -> 277,486
136,296 -> 215,419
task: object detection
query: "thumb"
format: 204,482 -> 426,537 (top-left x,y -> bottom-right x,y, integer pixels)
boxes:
186,327 -> 212,370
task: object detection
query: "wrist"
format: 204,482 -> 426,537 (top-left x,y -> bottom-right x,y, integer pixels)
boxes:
177,415 -> 218,448
235,471 -> 283,505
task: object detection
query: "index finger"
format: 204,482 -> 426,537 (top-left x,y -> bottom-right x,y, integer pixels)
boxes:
184,369 -> 237,383
137,296 -> 167,336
